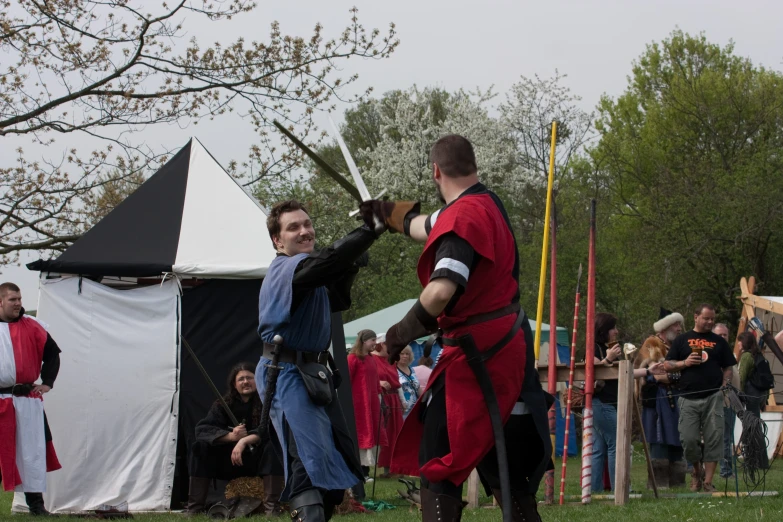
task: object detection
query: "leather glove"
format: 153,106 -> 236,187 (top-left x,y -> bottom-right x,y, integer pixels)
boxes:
386,300 -> 439,364
359,200 -> 421,235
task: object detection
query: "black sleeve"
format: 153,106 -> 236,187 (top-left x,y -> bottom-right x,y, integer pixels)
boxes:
665,337 -> 686,362
430,232 -> 475,288
292,226 -> 375,291
326,261 -> 363,313
195,402 -> 232,445
40,334 -> 61,388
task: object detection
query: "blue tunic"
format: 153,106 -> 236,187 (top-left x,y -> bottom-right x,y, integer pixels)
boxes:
256,254 -> 358,499
641,377 -> 682,447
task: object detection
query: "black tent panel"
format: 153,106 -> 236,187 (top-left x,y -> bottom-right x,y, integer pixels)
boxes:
179,279 -> 264,450
28,141 -> 193,277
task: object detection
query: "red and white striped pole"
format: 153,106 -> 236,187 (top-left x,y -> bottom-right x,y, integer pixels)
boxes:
559,263 -> 582,505
581,200 -> 597,504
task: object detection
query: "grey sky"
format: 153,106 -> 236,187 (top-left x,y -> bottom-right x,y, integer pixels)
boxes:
4,0 -> 782,308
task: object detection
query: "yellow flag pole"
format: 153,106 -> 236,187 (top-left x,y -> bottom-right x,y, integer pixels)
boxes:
534,121 -> 558,360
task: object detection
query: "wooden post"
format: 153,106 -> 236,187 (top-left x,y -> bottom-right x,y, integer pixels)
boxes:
614,360 -> 634,506
466,469 -> 480,508
734,276 -> 756,358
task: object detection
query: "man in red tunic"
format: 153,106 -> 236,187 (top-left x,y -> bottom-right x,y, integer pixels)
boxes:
0,282 -> 62,516
360,135 -> 551,521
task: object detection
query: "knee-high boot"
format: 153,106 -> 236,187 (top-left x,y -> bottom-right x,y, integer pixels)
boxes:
491,488 -> 541,522
184,477 -> 211,515
263,475 -> 286,516
24,493 -> 50,516
420,487 -> 464,522
289,489 -> 325,522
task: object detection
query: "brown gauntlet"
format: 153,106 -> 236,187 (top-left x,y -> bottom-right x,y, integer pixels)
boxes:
359,200 -> 421,235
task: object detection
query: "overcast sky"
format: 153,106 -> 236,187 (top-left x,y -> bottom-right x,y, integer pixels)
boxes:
4,0 -> 782,308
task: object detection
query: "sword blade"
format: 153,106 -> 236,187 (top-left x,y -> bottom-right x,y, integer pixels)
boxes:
181,335 -> 240,427
328,116 -> 372,201
272,120 -> 364,204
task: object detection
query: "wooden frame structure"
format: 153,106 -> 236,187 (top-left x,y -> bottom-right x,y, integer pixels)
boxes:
464,361 -> 635,507
737,277 -> 783,457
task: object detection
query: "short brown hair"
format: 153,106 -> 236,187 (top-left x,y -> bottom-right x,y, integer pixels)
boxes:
694,303 -> 715,316
430,135 -> 477,178
266,200 -> 309,248
0,282 -> 20,299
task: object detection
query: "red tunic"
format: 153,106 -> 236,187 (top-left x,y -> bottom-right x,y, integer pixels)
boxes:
0,316 -> 62,492
390,191 -> 525,486
347,353 -> 386,449
372,354 -> 403,468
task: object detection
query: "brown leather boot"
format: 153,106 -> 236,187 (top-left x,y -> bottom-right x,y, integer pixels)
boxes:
492,488 -> 541,522
264,474 -> 286,516
420,487 -> 464,522
184,477 -> 211,515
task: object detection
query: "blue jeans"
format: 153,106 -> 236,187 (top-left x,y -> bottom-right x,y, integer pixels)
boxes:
591,398 -> 617,492
720,406 -> 736,477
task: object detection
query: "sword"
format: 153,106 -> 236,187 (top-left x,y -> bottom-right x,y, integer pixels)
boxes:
259,335 -> 284,442
181,335 -> 240,427
273,120 -> 363,203
326,116 -> 387,223
271,120 -> 385,233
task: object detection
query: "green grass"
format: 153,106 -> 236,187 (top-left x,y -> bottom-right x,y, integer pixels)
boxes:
2,448 -> 781,521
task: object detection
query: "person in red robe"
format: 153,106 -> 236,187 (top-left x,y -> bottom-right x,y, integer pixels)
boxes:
0,282 -> 63,516
359,135 -> 552,522
371,334 -> 403,479
347,329 -> 386,481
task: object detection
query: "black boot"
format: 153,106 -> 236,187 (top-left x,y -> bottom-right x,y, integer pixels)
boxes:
184,477 -> 211,515
24,493 -> 50,516
669,460 -> 687,488
492,488 -> 541,522
650,459 -> 670,489
420,487 -> 464,522
263,475 -> 286,516
289,489 -> 325,522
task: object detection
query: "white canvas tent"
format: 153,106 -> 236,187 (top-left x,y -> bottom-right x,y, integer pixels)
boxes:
17,138 -> 280,514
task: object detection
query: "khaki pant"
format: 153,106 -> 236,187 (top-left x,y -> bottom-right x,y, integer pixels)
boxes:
678,391 -> 724,463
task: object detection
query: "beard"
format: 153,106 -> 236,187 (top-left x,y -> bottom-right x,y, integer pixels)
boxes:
434,181 -> 446,204
665,330 -> 678,342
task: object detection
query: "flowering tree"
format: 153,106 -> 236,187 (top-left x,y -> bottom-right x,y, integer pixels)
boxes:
0,0 -> 397,261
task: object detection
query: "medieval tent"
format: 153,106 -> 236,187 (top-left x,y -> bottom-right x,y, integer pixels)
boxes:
18,138 -> 358,513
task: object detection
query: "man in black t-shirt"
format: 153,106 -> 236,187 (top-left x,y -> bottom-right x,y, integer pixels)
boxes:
664,304 -> 736,493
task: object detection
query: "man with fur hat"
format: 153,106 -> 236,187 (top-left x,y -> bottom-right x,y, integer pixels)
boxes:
636,308 -> 686,489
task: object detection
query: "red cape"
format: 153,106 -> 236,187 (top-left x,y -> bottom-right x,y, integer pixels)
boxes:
348,353 -> 386,449
391,192 -> 525,485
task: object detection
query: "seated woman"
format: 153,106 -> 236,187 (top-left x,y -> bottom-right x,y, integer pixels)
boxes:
185,362 -> 284,516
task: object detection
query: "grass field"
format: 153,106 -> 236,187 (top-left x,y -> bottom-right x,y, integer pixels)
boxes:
2,448 -> 781,521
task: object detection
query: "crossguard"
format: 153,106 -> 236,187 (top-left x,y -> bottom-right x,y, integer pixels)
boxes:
348,188 -> 389,218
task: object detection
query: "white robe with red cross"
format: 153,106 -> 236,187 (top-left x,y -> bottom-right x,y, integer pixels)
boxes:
0,315 -> 61,493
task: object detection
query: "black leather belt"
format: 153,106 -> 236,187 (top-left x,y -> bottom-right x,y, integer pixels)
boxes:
442,302 -> 520,335
440,306 -> 526,364
262,343 -> 326,365
0,384 -> 34,396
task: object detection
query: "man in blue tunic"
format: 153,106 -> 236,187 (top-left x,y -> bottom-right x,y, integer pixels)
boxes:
256,199 -> 382,522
